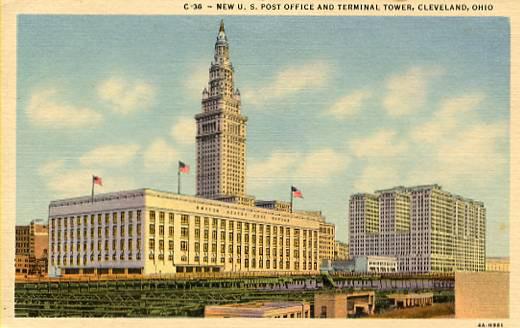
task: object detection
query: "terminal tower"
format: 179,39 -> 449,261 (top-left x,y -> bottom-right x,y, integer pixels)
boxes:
195,21 -> 253,206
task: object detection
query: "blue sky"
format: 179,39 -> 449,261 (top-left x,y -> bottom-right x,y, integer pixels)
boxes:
17,16 -> 509,256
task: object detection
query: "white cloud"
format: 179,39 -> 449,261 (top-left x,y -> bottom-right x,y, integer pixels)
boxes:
171,117 -> 196,145
38,161 -> 136,198
433,121 -> 507,186
353,164 -> 401,192
244,60 -> 331,105
405,93 -> 506,189
248,151 -> 300,182
349,129 -> 408,158
411,93 -> 485,143
248,148 -> 348,188
185,65 -> 209,97
79,144 -> 140,167
326,89 -> 371,119
143,138 -> 177,171
383,66 -> 443,116
26,89 -> 102,128
97,77 -> 155,114
295,149 -> 349,179
38,159 -> 65,177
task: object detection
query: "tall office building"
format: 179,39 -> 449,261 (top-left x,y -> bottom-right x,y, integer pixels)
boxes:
349,185 -> 485,273
196,20 -> 250,205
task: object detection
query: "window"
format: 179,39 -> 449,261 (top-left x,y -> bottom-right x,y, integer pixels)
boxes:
159,212 -> 165,224
320,306 -> 327,318
169,213 -> 174,224
181,215 -> 189,225
168,226 -> 174,236
149,211 -> 156,223
180,241 -> 188,251
149,224 -> 155,234
159,225 -> 164,236
181,227 -> 188,238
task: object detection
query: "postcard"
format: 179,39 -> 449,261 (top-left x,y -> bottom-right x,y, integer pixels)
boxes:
1,0 -> 516,327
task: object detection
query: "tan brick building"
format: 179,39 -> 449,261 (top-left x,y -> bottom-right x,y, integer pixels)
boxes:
15,220 -> 48,275
334,240 -> 349,261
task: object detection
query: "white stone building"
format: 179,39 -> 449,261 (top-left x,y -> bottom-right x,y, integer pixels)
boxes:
349,185 -> 485,273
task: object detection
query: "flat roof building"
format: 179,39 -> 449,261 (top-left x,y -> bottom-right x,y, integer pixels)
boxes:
334,240 -> 349,261
48,189 -> 324,276
349,185 -> 485,273
486,257 -> 509,272
314,292 -> 375,318
15,220 -> 48,276
205,301 -> 311,318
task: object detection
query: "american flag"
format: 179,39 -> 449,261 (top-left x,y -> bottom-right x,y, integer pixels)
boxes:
291,186 -> 303,198
93,175 -> 103,186
179,161 -> 190,174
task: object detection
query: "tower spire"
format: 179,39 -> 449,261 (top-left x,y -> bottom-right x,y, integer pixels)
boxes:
219,19 -> 225,33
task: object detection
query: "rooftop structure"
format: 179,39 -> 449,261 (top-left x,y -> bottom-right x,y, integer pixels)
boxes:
204,301 -> 311,318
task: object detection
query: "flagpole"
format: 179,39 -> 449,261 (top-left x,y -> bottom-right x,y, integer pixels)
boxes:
91,175 -> 94,203
177,168 -> 181,195
290,187 -> 293,213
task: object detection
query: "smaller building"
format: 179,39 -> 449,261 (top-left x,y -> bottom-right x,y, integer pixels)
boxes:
334,240 -> 349,261
319,222 -> 336,262
15,220 -> 49,276
314,291 -> 375,318
486,257 -> 509,272
387,293 -> 433,308
333,256 -> 397,273
204,301 -> 311,318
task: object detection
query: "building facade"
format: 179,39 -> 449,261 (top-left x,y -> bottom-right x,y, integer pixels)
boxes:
334,240 -> 349,261
196,20 -> 250,205
352,255 -> 397,273
48,189 -> 323,276
15,220 -> 49,275
319,222 -> 335,261
486,257 -> 509,272
314,292 -> 375,318
349,185 -> 485,273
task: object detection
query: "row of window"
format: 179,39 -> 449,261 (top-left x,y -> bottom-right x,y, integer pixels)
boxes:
50,211 -> 142,228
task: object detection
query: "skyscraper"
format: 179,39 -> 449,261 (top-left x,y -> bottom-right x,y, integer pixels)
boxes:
196,20 -> 249,205
349,185 -> 485,273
